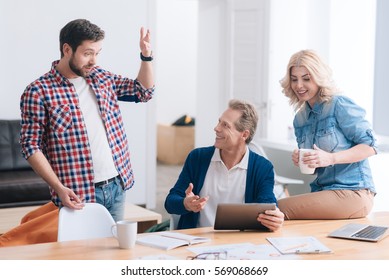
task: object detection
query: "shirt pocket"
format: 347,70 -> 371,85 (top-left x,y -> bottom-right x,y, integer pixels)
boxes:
49,104 -> 72,138
295,126 -> 308,148
316,123 -> 338,152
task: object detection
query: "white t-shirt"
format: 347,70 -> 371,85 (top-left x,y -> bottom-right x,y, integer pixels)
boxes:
197,146 -> 249,227
69,77 -> 118,183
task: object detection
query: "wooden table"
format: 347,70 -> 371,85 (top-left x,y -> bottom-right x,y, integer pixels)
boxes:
0,203 -> 162,234
0,211 -> 388,260
124,204 -> 162,233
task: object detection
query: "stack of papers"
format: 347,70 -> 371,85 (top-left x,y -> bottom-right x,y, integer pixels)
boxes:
136,232 -> 211,250
187,243 -> 299,260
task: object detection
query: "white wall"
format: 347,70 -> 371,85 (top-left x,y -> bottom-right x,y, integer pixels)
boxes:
154,0 -> 198,125
267,0 -> 330,141
0,0 -> 156,207
329,0 -> 376,122
373,0 -> 389,141
196,0 -> 228,147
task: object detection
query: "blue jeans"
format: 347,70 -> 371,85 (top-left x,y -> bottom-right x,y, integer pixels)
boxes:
95,176 -> 125,222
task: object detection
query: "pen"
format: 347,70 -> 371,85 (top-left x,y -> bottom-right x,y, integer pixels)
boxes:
295,249 -> 332,254
283,243 -> 307,252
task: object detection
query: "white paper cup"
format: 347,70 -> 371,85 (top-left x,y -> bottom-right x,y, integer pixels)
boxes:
111,220 -> 137,249
299,148 -> 315,174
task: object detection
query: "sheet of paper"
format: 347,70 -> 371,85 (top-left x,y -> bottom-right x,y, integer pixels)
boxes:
186,242 -> 254,255
187,243 -> 299,260
137,254 -> 180,260
226,244 -> 300,260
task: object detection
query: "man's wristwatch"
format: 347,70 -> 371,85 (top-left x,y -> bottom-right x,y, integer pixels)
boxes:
140,52 -> 153,61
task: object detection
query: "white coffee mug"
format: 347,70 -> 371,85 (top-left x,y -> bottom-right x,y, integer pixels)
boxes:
299,148 -> 315,174
111,220 -> 137,249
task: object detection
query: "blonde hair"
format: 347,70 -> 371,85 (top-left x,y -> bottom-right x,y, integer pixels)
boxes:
280,50 -> 338,110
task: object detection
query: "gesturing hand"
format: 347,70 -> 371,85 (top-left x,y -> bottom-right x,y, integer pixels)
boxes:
183,183 -> 209,213
139,27 -> 152,57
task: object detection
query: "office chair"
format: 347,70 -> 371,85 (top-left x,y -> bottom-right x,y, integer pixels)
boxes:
249,141 -> 304,198
169,214 -> 180,230
57,203 -> 116,242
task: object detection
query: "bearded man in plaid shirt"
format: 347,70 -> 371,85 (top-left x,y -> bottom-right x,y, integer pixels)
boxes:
20,19 -> 154,221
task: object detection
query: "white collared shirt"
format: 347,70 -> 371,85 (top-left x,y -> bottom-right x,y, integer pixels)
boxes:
197,146 -> 249,227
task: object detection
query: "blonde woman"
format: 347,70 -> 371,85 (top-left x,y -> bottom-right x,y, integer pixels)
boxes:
278,50 -> 377,219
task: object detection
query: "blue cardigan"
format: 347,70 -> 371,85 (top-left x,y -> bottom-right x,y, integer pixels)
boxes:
164,146 -> 276,229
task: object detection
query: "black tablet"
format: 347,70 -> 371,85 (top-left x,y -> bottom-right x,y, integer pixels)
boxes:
214,203 -> 276,231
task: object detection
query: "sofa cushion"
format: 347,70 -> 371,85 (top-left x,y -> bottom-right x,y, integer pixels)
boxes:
0,170 -> 51,208
0,120 -> 30,171
0,120 -> 52,208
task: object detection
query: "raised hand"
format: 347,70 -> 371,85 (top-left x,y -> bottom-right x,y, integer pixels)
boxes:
139,27 -> 152,57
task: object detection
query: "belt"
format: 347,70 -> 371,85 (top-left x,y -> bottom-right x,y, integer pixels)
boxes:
95,175 -> 120,187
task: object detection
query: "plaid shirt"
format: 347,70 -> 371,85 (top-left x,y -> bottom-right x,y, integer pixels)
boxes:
20,61 -> 154,206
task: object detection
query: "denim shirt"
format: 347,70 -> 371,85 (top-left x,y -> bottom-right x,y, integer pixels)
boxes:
293,95 -> 377,193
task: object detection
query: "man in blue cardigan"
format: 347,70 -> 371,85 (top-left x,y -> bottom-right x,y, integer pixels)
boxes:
164,99 -> 284,231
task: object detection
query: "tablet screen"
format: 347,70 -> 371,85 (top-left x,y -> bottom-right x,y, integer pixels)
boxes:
214,203 -> 276,231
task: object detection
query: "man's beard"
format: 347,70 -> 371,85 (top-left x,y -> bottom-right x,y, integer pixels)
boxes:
69,56 -> 91,78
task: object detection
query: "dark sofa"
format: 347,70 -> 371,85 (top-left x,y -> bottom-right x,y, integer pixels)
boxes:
0,120 -> 51,208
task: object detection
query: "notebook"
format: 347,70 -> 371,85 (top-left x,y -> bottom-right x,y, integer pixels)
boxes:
267,236 -> 332,254
136,232 -> 211,250
328,223 -> 389,242
214,203 -> 276,231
